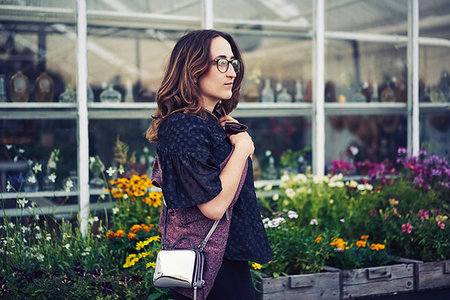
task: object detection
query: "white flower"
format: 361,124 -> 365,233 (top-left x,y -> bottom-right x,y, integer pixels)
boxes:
35,225 -> 41,231
346,180 -> 358,188
265,150 -> 272,157
18,148 -> 25,154
112,207 -> 119,214
254,181 -> 264,189
13,156 -> 18,162
123,193 -> 129,199
6,181 -> 12,192
310,219 -> 318,225
143,147 -> 149,153
364,184 -> 373,191
357,184 -> 365,191
263,184 -> 273,191
35,215 -> 40,220
334,247 -> 344,252
21,226 -> 30,233
272,194 -> 279,201
280,173 -> 290,183
336,181 -> 344,188
36,253 -> 44,262
106,167 -> 116,177
6,144 -> 12,150
17,198 -> 28,208
287,210 -> 298,219
48,173 -> 57,183
268,217 -> 285,228
328,181 -> 337,188
65,178 -> 73,192
27,174 -> 37,184
118,165 -> 125,175
340,218 -> 345,223
100,193 -> 105,199
88,216 -> 99,224
293,174 -> 308,183
33,163 -> 42,173
64,243 -> 70,250
286,188 -> 295,199
349,146 -> 359,156
262,217 -> 270,224
46,235 -> 51,241
329,199 -> 334,204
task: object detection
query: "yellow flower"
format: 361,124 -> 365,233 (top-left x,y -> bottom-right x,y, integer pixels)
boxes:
146,262 -> 156,268
252,263 -> 262,270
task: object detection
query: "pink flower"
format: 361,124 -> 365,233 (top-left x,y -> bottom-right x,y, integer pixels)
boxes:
418,209 -> 429,221
401,223 -> 413,234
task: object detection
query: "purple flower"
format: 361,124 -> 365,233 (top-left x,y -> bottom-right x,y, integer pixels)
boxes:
397,147 -> 407,156
419,209 -> 429,221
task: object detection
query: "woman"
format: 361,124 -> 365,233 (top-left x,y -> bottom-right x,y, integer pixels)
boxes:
147,29 -> 272,300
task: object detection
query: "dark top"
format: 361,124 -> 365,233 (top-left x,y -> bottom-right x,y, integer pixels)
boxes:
157,111 -> 272,263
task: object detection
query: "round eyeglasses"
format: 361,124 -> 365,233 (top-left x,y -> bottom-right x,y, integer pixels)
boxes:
211,58 -> 241,74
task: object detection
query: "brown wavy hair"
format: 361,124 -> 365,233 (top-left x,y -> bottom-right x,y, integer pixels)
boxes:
146,29 -> 244,142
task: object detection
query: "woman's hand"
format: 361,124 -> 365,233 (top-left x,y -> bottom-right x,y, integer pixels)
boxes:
228,131 -> 254,158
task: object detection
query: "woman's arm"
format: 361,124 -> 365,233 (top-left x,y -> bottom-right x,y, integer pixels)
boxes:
198,116 -> 254,220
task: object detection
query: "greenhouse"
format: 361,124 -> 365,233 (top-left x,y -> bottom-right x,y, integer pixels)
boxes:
0,0 -> 449,299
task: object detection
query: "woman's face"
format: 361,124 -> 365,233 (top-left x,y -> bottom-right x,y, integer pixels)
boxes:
198,36 -> 237,112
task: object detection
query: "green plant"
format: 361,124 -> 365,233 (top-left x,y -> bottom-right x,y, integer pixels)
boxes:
252,211 -> 334,278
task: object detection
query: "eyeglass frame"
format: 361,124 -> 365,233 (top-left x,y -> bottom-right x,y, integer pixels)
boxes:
210,58 -> 241,74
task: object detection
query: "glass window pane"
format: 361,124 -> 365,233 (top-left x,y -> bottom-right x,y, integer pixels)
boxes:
325,0 -> 407,34
0,119 -> 77,193
419,0 -> 450,39
325,40 -> 407,103
239,116 -> 312,180
419,46 -> 450,103
420,112 -> 449,157
225,34 -> 312,103
215,0 -> 312,25
325,114 -> 407,173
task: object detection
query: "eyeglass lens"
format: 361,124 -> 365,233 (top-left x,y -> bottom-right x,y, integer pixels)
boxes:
217,59 -> 240,73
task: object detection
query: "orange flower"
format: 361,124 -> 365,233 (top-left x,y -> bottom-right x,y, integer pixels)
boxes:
115,229 -> 125,238
370,243 -> 386,251
106,231 -> 115,239
356,240 -> 367,248
127,232 -> 136,240
130,224 -> 142,233
315,236 -> 322,243
141,224 -> 151,232
360,235 -> 369,240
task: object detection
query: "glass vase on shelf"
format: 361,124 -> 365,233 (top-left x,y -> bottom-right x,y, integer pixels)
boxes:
35,72 -> 55,102
89,155 -> 105,188
124,79 -> 134,102
59,84 -> 76,103
62,170 -> 78,192
100,83 -> 122,103
23,171 -> 39,193
87,85 -> 94,102
277,86 -> 292,103
265,156 -> 279,180
10,71 -> 30,102
294,80 -> 303,102
261,78 -> 274,103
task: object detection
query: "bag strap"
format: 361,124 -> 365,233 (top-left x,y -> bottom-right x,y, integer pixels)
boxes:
161,200 -> 219,252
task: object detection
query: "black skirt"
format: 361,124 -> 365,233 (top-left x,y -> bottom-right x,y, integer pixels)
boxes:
171,258 -> 256,300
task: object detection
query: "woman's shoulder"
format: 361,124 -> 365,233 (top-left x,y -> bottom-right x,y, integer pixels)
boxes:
159,111 -> 216,147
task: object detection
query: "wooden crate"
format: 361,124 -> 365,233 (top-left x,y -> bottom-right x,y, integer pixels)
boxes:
338,263 -> 415,299
256,271 -> 340,300
416,260 -> 450,291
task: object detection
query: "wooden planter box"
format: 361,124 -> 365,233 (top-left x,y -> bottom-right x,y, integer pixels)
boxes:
256,271 -> 340,300
325,260 -> 415,299
416,259 -> 450,291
